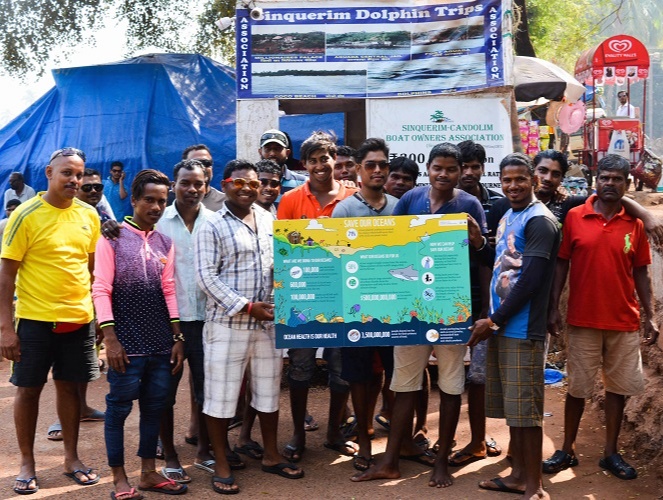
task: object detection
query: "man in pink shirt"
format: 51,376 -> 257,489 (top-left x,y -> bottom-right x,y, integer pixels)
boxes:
93,169 -> 185,499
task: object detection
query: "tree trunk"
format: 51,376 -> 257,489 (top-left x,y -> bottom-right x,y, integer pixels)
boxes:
513,0 -> 536,57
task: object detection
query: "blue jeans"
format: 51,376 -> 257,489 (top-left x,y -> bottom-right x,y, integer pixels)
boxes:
105,354 -> 171,467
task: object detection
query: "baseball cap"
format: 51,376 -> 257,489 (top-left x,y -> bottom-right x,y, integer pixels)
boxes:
260,129 -> 289,149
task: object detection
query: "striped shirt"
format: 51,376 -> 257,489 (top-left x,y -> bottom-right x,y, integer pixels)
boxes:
194,203 -> 274,329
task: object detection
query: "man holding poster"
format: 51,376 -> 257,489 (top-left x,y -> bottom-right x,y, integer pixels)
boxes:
468,153 -> 559,500
353,142 -> 489,488
331,137 -> 399,472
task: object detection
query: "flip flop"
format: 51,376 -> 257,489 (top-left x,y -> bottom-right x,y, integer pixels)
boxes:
47,422 -> 63,441
159,466 -> 191,484
234,441 -> 264,460
324,440 -> 358,456
228,416 -> 243,430
486,438 -> 502,457
194,459 -> 216,474
399,449 -> 436,467
63,468 -> 100,486
110,488 -> 144,500
226,451 -> 246,470
478,477 -> 525,494
261,462 -> 305,479
80,409 -> 105,422
374,414 -> 391,431
352,455 -> 374,472
13,476 -> 38,495
138,479 -> 187,495
448,450 -> 486,467
304,414 -> 319,431
282,443 -> 305,463
212,475 -> 239,495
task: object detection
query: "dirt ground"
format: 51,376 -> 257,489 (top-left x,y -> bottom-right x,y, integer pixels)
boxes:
0,356 -> 660,500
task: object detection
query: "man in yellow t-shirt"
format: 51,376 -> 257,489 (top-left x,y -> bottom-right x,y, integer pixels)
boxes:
0,147 -> 101,495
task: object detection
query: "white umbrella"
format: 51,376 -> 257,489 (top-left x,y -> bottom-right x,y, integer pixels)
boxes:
514,56 -> 586,104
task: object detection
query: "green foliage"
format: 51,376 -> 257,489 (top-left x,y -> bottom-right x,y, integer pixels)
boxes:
526,0 -> 663,72
526,0 -> 610,71
0,0 -> 236,77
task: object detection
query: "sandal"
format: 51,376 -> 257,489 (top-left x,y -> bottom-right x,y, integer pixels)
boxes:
47,422 -> 63,441
599,453 -> 637,480
304,414 -> 319,432
234,441 -> 264,460
542,450 -> 578,474
486,438 -> 502,457
282,443 -> 305,463
352,455 -> 374,472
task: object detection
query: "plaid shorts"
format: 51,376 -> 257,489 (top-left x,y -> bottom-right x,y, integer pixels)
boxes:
202,322 -> 282,418
485,335 -> 544,427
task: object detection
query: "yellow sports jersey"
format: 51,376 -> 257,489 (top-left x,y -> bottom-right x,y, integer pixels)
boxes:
1,193 -> 101,323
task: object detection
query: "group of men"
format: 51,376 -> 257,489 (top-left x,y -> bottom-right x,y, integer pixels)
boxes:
0,127 -> 658,499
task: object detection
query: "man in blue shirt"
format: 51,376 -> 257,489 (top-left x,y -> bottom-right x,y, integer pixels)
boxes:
354,143 -> 489,489
103,161 -> 131,220
469,152 -> 559,500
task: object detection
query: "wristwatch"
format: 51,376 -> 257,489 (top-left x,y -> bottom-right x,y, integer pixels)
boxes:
487,317 -> 500,331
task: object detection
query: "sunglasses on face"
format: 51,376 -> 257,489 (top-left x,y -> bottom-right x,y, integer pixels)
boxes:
80,183 -> 104,193
363,161 -> 389,169
50,147 -> 87,162
111,168 -> 122,173
197,159 -> 213,168
259,178 -> 281,188
223,177 -> 261,189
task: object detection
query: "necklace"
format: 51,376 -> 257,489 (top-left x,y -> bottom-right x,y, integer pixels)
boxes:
506,200 -> 537,226
354,192 -> 387,213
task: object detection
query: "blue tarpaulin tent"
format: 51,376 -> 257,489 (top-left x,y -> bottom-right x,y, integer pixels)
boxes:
0,53 -> 343,214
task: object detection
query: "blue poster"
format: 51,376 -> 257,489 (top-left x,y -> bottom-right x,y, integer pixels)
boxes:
236,0 -> 506,99
274,214 -> 472,348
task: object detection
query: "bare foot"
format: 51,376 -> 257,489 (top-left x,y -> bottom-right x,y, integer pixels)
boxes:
428,463 -> 453,488
351,462 -> 400,482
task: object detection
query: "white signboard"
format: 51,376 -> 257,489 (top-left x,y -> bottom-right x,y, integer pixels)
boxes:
368,95 -> 512,190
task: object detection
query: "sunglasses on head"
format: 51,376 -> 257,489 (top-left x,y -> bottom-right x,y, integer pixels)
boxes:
259,178 -> 281,188
223,177 -> 261,189
80,183 -> 104,193
50,147 -> 87,162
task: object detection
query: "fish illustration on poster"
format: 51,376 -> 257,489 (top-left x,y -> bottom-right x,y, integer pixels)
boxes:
273,214 -> 472,348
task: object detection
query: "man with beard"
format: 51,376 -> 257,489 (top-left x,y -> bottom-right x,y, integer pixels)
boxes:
258,129 -> 307,199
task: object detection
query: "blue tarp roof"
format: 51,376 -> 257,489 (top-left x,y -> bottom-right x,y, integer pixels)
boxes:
0,53 -> 343,213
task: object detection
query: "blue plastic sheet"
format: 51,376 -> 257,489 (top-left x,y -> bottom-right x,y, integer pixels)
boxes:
0,53 -> 345,216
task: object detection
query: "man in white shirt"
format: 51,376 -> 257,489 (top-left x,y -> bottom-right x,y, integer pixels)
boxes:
4,172 -> 36,210
616,91 -> 635,118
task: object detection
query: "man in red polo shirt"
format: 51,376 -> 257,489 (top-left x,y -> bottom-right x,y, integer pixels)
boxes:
544,154 -> 658,481
277,131 -> 358,464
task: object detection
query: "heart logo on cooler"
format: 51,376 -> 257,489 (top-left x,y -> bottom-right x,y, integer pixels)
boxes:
608,39 -> 632,53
